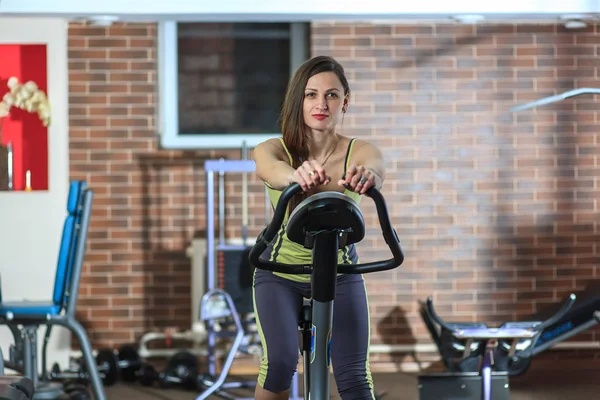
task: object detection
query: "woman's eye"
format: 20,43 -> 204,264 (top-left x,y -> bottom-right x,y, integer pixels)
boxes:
305,92 -> 315,97
327,93 -> 338,98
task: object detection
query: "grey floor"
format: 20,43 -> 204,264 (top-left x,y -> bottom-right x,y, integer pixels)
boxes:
101,367 -> 600,399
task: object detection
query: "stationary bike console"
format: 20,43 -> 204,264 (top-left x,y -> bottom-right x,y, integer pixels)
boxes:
249,184 -> 405,400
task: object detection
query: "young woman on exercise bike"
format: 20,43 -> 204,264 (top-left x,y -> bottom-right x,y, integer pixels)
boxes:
252,55 -> 386,400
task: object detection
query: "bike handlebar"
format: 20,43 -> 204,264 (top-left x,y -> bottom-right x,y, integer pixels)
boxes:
425,293 -> 577,334
248,183 -> 405,275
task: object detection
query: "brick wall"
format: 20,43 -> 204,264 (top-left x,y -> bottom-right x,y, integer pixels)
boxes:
69,21 -> 600,364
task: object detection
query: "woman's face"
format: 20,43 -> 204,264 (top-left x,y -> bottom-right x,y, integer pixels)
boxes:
302,71 -> 348,133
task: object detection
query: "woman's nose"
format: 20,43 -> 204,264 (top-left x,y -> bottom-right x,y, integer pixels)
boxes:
316,97 -> 328,110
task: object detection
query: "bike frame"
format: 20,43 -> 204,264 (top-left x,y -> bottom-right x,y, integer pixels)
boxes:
305,230 -> 340,399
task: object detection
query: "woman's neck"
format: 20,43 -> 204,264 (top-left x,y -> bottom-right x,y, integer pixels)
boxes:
309,131 -> 339,163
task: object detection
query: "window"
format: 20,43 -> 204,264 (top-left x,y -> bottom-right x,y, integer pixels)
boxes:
158,21 -> 310,149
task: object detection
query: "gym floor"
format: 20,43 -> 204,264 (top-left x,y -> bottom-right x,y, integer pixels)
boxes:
102,366 -> 598,399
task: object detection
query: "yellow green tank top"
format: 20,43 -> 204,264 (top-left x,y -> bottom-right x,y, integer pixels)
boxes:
262,137 -> 362,282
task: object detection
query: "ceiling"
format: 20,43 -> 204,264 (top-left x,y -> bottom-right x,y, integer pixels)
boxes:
1,0 -> 599,24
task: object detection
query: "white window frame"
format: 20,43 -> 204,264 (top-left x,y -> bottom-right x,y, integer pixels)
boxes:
158,21 -> 309,150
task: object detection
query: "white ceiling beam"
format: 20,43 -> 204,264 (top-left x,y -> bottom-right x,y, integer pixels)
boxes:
0,0 -> 598,21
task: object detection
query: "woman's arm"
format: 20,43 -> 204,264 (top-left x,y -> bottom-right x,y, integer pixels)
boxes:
253,139 -> 296,190
254,139 -> 330,191
338,140 -> 386,193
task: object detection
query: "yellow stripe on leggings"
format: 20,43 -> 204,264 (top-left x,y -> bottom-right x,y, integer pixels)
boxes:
252,269 -> 269,388
363,276 -> 376,399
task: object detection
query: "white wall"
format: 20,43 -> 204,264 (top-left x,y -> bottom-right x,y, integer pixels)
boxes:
0,17 -> 71,369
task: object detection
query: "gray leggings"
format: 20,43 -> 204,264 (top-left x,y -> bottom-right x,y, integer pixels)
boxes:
252,269 -> 376,399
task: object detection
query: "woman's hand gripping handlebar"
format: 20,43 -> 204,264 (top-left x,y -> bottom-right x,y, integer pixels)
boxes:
248,183 -> 405,274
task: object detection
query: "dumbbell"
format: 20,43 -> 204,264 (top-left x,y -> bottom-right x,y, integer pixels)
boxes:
137,351 -> 199,391
50,345 -> 142,386
49,350 -> 118,386
113,345 -> 144,382
48,363 -> 88,385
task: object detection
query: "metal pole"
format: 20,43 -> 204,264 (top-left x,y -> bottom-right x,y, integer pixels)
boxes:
309,231 -> 338,400
206,169 -> 217,377
510,87 -> 600,112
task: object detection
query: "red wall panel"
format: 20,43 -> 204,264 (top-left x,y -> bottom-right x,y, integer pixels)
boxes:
0,44 -> 49,191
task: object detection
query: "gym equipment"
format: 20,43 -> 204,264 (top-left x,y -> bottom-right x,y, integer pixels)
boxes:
530,283 -> 600,355
195,289 -> 257,398
0,181 -> 104,400
0,377 -> 34,400
115,345 -> 143,382
135,351 -> 222,392
249,183 -> 405,400
421,282 -> 600,380
136,144 -> 266,361
114,358 -> 183,389
157,351 -> 199,390
216,143 -> 255,316
48,365 -> 87,386
136,364 -> 160,387
48,345 -> 142,387
511,87 -> 600,112
200,159 -> 301,399
417,294 -> 576,400
60,382 -> 90,400
0,349 -> 34,400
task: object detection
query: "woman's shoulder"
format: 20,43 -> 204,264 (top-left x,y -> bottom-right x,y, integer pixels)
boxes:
255,137 -> 286,154
348,137 -> 378,149
342,137 -> 384,165
256,136 -> 284,148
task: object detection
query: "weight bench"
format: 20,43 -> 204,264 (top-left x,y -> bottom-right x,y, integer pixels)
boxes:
0,181 -> 105,400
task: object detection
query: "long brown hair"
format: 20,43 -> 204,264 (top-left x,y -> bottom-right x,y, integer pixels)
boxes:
279,55 -> 351,212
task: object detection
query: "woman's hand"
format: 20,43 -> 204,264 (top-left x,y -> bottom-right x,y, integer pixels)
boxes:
338,165 -> 376,194
292,160 -> 331,192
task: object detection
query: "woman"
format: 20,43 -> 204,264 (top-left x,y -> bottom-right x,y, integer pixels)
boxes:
252,55 -> 386,400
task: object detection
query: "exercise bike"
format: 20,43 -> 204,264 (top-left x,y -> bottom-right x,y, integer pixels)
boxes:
249,183 -> 405,400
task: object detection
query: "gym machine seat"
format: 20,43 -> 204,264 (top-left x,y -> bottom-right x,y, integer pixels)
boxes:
0,181 -> 105,400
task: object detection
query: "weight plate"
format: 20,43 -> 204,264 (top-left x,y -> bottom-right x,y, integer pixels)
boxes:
68,389 -> 91,400
165,351 -> 199,390
118,344 -> 142,382
96,348 -> 119,386
138,364 -> 158,386
166,351 -> 199,370
63,382 -> 88,394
